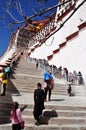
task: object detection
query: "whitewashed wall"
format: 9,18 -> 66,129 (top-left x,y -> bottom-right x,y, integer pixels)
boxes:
30,1 -> 86,85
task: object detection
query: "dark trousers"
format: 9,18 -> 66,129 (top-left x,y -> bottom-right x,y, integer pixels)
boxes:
2,83 -> 6,95
12,124 -> 21,130
45,84 -> 51,101
33,108 -> 42,121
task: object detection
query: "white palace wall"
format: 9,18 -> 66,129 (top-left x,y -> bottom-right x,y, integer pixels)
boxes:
30,1 -> 86,85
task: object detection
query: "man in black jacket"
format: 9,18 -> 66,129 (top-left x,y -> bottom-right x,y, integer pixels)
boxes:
33,82 -> 45,125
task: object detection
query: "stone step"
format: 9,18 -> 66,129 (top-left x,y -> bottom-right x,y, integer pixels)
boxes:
14,61 -> 43,76
22,115 -> 86,125
10,74 -> 68,89
1,106 -> 86,118
45,105 -> 86,111
11,79 -> 86,96
0,102 -> 12,109
11,75 -> 86,96
16,89 -> 67,95
25,124 -> 86,130
1,107 -> 86,124
0,101 -> 86,112
0,116 -> 11,124
1,123 -> 86,130
0,108 -> 11,116
11,84 -> 67,90
56,85 -> 86,96
49,117 -> 86,125
10,77 -> 68,95
20,103 -> 86,111
14,87 -> 67,91
22,108 -> 86,117
10,86 -> 68,93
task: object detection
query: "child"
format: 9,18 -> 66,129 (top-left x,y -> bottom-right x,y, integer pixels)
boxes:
10,102 -> 27,130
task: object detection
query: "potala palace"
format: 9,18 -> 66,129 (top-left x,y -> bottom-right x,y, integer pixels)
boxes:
0,0 -> 86,84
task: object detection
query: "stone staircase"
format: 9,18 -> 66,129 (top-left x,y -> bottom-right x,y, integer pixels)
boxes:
10,58 -> 68,95
0,58 -> 86,130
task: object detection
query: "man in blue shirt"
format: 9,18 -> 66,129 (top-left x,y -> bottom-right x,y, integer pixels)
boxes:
44,71 -> 53,82
43,71 -> 53,101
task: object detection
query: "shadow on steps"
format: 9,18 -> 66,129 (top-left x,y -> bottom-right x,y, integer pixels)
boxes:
7,79 -> 21,95
0,78 -> 21,125
39,110 -> 58,125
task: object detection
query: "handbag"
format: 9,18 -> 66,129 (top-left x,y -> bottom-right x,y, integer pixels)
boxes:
50,79 -> 54,90
20,121 -> 25,129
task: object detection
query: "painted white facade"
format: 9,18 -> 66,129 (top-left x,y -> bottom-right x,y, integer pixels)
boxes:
0,30 -> 20,64
30,0 -> 86,85
0,45 -> 16,63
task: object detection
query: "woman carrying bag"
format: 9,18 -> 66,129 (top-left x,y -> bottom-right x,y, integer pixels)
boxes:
10,102 -> 27,130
